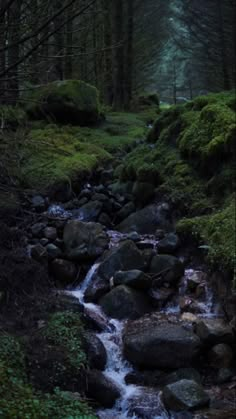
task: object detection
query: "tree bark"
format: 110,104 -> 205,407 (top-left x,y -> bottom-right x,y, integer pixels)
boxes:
112,0 -> 125,110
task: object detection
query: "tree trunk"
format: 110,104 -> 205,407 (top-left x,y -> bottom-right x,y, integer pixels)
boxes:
124,0 -> 134,109
7,0 -> 21,104
112,0 -> 124,110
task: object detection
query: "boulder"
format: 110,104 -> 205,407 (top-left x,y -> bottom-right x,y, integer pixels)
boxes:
46,243 -> 62,259
51,259 -> 77,285
26,80 -> 101,125
113,270 -> 152,290
157,233 -> 180,254
208,343 -> 234,368
97,240 -> 145,281
127,388 -> 169,418
99,285 -> 151,320
123,316 -> 201,368
31,243 -> 48,263
31,195 -> 46,212
149,287 -> 175,309
63,220 -> 109,261
162,379 -> 210,411
31,222 -> 47,238
73,200 -> 103,222
82,332 -> 107,370
116,203 -> 172,234
150,254 -> 184,286
194,319 -> 235,345
43,226 -> 57,241
116,202 -> 136,222
86,369 -> 121,408
84,276 -> 109,303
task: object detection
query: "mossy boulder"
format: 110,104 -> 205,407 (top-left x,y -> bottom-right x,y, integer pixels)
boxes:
25,80 -> 101,125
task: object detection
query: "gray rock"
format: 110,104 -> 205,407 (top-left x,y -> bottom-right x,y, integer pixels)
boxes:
98,212 -> 112,228
208,343 -> 234,368
157,233 -> 180,254
162,379 -> 210,411
40,238 -> 49,246
165,368 -> 202,386
84,277 -> 110,303
97,240 -> 145,282
150,254 -> 184,286
31,243 -> 48,263
46,243 -> 62,259
31,195 -> 46,211
216,367 -> 235,384
194,319 -> 235,344
63,220 -> 109,261
99,285 -> 151,320
82,332 -> 107,370
149,287 -> 175,309
31,222 -> 47,238
128,388 -> 169,418
123,316 -> 201,368
86,369 -> 121,408
117,203 -> 172,234
116,202 -> 136,221
113,270 -> 152,290
91,193 -> 109,202
51,259 -> 77,284
43,226 -> 57,241
73,200 -> 102,222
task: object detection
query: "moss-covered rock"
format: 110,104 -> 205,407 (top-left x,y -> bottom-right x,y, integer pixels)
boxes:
25,80 -> 101,125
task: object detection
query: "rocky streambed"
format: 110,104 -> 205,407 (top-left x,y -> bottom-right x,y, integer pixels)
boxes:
25,169 -> 236,419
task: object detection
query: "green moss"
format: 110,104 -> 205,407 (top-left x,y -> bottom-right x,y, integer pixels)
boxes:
43,311 -> 86,370
177,197 -> 235,273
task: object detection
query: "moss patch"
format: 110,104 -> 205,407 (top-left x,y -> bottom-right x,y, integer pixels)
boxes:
0,105 -> 27,128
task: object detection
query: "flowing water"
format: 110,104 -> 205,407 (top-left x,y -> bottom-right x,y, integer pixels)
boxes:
53,203 -> 222,418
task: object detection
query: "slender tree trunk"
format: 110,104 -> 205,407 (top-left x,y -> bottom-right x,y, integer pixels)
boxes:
112,0 -> 124,110
124,0 -> 134,109
7,0 -> 21,104
0,6 -> 6,103
64,3 -> 73,79
54,0 -> 64,80
217,0 -> 230,90
102,0 -> 113,104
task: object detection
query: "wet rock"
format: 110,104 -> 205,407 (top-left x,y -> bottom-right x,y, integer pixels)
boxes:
97,240 -> 145,281
116,203 -> 172,234
162,379 -> 210,411
98,212 -> 112,228
82,332 -> 107,370
194,319 -> 235,345
84,277 -> 109,303
149,287 -> 175,309
132,181 -> 155,206
83,306 -> 111,332
125,231 -> 140,242
86,369 -> 121,408
123,316 -> 201,368
46,243 -> 62,259
31,195 -> 46,212
43,226 -> 57,241
150,254 -> 184,286
216,367 -> 235,383
74,200 -> 103,221
157,233 -> 180,254
51,259 -> 77,285
78,188 -> 92,200
99,285 -> 151,320
63,220 -> 109,261
77,197 -> 88,207
116,202 -> 136,221
186,270 -> 207,292
91,193 -> 109,202
40,238 -> 49,246
164,368 -> 202,386
31,243 -> 48,263
113,270 -> 152,290
128,388 -> 169,418
179,297 -> 206,315
31,222 -> 47,238
208,343 -> 234,368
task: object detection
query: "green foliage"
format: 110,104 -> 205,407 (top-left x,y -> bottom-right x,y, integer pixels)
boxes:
0,105 -> 27,128
0,332 -> 95,418
177,197 -> 235,273
44,311 -> 86,370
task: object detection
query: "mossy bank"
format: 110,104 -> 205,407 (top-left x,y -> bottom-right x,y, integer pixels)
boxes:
119,92 -> 235,274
